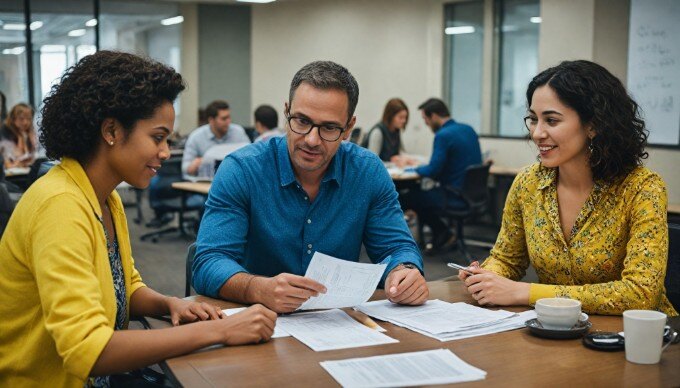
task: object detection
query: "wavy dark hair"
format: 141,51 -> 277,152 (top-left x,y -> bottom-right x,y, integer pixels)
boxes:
40,50 -> 185,163
526,60 -> 648,183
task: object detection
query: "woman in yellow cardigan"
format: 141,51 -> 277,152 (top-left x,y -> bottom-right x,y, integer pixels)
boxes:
0,51 -> 277,387
459,60 -> 677,316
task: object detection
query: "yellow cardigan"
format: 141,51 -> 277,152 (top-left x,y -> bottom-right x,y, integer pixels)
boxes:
482,163 -> 677,316
0,158 -> 146,387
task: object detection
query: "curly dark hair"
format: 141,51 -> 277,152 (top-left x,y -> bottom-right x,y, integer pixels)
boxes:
40,50 -> 185,163
526,60 -> 648,183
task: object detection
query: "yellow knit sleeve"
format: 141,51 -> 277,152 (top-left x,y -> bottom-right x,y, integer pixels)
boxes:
481,169 -> 531,280
529,174 -> 676,316
30,193 -> 114,380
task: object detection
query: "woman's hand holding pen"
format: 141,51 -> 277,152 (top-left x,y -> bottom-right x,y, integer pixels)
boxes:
458,262 -> 530,306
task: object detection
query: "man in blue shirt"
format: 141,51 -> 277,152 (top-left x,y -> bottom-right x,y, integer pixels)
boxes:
402,98 -> 482,251
193,61 -> 427,313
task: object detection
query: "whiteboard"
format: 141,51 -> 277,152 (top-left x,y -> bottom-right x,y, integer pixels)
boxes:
627,0 -> 680,145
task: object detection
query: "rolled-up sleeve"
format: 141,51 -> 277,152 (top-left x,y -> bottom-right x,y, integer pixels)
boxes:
362,161 -> 423,285
30,194 -> 114,380
192,157 -> 251,297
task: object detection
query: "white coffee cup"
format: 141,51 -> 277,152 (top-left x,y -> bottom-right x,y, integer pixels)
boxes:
623,310 -> 671,364
535,298 -> 582,329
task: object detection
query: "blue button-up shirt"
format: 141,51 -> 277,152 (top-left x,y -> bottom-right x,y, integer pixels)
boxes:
192,137 -> 423,297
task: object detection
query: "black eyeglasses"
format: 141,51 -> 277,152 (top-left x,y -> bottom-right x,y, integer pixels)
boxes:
286,115 -> 347,142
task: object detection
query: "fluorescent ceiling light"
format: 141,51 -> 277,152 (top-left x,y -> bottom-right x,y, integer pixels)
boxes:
161,16 -> 183,26
3,23 -> 26,30
445,26 -> 475,35
530,17 -> 542,23
68,29 -> 86,37
86,18 -> 98,27
2,46 -> 25,55
237,0 -> 276,3
3,21 -> 42,31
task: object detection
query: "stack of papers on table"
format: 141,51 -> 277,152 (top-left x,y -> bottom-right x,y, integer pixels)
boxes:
321,349 -> 486,387
277,309 -> 398,351
356,299 -> 537,342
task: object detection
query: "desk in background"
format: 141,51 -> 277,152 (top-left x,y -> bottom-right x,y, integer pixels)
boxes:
146,280 -> 680,387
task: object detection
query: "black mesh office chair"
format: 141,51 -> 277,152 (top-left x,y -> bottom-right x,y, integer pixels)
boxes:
140,157 -> 203,243
666,223 -> 680,311
442,162 -> 492,264
0,182 -> 15,237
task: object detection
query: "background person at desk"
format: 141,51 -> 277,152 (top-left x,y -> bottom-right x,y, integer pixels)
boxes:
0,103 -> 37,169
399,98 -> 482,251
362,98 -> 408,162
0,51 -> 276,387
459,60 -> 677,316
181,99 -> 251,178
253,104 -> 286,142
193,61 -> 428,313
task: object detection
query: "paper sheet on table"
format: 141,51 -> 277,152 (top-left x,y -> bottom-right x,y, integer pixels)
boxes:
320,349 -> 486,387
276,309 -> 398,352
298,252 -> 386,310
356,299 -> 515,334
223,307 -> 290,338
404,310 -> 537,342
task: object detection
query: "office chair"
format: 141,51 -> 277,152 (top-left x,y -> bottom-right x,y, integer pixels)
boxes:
140,156 -> 203,243
666,223 -> 680,311
185,242 -> 197,297
0,182 -> 14,237
442,162 -> 492,264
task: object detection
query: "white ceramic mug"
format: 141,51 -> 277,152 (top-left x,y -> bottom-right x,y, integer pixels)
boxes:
623,310 -> 671,364
535,298 -> 582,329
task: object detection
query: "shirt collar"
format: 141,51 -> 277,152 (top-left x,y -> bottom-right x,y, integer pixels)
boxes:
60,157 -> 104,217
537,165 -> 557,190
275,137 -> 343,188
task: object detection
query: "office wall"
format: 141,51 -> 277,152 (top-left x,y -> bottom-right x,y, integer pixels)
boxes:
251,0 -> 447,156
198,4 -> 251,127
179,3 -> 199,134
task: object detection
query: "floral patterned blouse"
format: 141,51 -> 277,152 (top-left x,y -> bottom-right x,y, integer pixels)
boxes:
481,163 -> 677,316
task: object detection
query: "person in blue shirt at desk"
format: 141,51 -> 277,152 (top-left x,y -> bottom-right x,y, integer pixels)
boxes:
398,98 -> 482,252
193,61 -> 428,313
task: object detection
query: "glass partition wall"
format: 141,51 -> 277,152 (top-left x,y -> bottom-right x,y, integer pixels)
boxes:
0,0 -> 182,114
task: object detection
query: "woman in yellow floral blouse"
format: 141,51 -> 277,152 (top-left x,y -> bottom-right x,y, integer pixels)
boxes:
459,60 -> 677,316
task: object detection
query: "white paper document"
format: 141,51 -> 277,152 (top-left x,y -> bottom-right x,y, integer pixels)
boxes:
299,252 -> 386,310
356,299 -> 535,342
222,307 -> 290,338
357,299 -> 515,334
320,349 -> 486,387
276,309 -> 398,351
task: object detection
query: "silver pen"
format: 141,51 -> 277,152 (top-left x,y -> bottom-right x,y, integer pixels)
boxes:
447,262 -> 475,275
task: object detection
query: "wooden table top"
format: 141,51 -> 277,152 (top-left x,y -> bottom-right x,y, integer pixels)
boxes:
171,181 -> 211,195
146,280 -> 680,387
489,165 -> 523,176
4,166 -> 30,177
